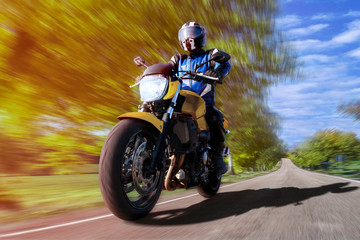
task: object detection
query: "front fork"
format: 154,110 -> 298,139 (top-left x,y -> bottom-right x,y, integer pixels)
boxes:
150,79 -> 182,173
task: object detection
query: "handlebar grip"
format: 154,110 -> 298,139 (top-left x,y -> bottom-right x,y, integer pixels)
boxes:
181,71 -> 220,83
202,75 -> 219,81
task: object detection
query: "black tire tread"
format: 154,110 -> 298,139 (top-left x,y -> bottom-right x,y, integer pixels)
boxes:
99,119 -> 162,220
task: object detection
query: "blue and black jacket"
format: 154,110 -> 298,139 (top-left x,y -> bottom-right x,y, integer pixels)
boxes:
169,48 -> 231,105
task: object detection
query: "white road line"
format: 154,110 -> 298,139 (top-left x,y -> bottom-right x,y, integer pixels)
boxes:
0,181 -> 244,239
157,193 -> 199,205
292,162 -> 360,184
0,214 -> 113,239
288,158 -> 360,184
310,171 -> 360,184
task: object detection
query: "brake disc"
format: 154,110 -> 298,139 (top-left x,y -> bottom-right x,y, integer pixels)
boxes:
132,142 -> 159,195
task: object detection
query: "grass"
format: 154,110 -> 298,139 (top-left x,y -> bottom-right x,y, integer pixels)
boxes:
222,165 -> 280,183
0,163 -> 281,224
0,174 -> 104,224
312,160 -> 360,180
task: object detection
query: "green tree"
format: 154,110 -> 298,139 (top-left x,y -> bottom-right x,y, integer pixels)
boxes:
289,129 -> 360,168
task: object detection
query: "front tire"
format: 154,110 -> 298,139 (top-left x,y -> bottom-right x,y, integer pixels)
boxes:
99,119 -> 164,220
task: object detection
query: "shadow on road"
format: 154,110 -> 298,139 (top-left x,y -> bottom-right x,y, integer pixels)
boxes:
135,182 -> 358,225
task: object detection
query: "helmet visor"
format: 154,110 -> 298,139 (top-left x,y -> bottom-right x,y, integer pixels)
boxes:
178,27 -> 202,42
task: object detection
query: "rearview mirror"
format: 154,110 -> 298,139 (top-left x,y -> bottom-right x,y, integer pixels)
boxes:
134,56 -> 148,67
194,51 -> 231,71
211,51 -> 231,63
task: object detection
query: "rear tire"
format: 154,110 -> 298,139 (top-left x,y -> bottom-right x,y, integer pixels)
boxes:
197,172 -> 221,198
99,119 -> 164,220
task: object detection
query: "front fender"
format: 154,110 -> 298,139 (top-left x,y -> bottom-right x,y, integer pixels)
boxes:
117,112 -> 163,133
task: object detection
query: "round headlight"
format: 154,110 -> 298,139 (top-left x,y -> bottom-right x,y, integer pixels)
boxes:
139,74 -> 168,102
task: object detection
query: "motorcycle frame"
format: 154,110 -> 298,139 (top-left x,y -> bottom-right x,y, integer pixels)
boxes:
149,76 -> 183,173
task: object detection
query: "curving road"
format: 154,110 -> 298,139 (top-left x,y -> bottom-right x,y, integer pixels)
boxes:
1,159 -> 359,239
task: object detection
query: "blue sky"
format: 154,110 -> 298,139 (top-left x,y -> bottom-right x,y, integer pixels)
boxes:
269,0 -> 360,147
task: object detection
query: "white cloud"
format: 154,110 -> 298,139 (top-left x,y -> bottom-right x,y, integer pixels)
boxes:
331,20 -> 360,44
299,54 -> 335,63
269,58 -> 360,145
343,11 -> 360,17
311,13 -> 334,20
288,39 -> 326,51
287,24 -> 329,37
347,48 -> 360,58
277,15 -> 302,29
288,20 -> 360,52
282,0 -> 294,3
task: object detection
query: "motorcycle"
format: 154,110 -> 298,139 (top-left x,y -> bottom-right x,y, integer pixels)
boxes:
99,52 -> 231,220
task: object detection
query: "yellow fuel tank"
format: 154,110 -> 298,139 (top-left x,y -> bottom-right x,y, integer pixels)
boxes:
178,90 -> 208,131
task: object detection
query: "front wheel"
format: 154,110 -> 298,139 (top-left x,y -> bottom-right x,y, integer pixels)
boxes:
99,119 -> 164,220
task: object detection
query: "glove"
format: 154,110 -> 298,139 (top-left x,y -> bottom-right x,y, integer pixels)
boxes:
204,69 -> 221,84
205,69 -> 220,78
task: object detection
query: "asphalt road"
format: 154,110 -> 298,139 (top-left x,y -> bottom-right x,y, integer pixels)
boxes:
1,159 -> 359,239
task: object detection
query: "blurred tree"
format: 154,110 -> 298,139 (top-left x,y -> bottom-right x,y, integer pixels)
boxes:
338,101 -> 360,121
289,129 -> 360,168
211,0 -> 297,171
0,132 -> 40,174
0,0 -> 296,174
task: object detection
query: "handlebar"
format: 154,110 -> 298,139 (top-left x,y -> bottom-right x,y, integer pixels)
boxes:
178,71 -> 220,83
130,70 -> 221,88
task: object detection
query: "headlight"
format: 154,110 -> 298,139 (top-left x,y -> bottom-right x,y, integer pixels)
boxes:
139,74 -> 168,102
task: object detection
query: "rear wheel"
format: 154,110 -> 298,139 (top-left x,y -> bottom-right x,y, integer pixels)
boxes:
99,119 -> 164,220
197,171 -> 221,198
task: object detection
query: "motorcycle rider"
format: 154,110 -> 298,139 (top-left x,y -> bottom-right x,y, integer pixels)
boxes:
169,21 -> 231,175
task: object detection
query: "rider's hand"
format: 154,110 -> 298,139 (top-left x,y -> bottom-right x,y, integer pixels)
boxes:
205,69 -> 220,78
203,69 -> 220,84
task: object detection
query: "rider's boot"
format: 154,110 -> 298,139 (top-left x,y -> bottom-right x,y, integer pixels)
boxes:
206,105 -> 227,175
212,143 -> 228,175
